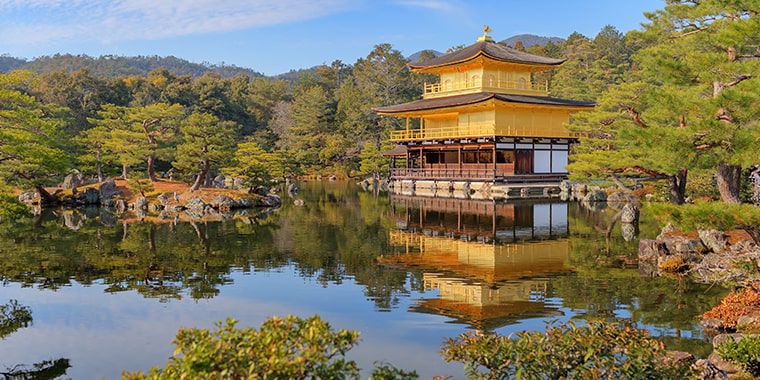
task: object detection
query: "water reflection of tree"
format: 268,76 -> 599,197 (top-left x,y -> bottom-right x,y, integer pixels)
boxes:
0,182 -> 429,309
0,300 -> 71,379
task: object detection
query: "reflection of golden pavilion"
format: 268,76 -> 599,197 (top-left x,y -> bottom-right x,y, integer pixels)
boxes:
381,197 -> 570,329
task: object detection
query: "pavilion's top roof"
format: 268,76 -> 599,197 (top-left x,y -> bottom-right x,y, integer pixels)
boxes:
409,28 -> 564,70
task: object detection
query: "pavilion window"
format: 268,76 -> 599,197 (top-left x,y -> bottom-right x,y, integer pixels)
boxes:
496,150 -> 514,164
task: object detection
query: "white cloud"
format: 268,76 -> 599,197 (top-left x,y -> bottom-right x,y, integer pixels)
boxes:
392,0 -> 457,12
0,0 -> 354,46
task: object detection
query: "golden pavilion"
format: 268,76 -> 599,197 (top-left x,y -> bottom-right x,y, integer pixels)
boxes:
374,27 -> 594,199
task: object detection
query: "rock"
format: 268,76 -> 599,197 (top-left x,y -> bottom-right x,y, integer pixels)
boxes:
184,197 -> 207,218
694,358 -> 730,380
213,174 -> 225,188
149,203 -> 163,212
621,222 -> 637,242
699,229 -> 728,253
659,232 -> 707,255
259,194 -> 282,208
620,203 -> 640,224
700,317 -> 726,332
234,198 -> 252,208
664,350 -> 694,367
571,182 -> 587,197
211,195 -> 235,209
61,172 -> 83,189
584,189 -> 607,203
607,191 -> 639,209
99,209 -> 118,227
736,315 -> 760,331
99,180 -> 122,201
638,239 -> 667,276
293,199 -> 305,206
559,180 -> 572,194
76,187 -> 100,205
156,193 -> 172,206
63,212 -> 84,231
18,191 -> 38,205
253,186 -> 269,196
134,196 -> 148,210
113,199 -> 126,213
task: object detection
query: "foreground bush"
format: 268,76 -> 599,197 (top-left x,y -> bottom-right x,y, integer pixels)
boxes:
122,315 -> 417,380
440,321 -> 696,380
716,335 -> 760,378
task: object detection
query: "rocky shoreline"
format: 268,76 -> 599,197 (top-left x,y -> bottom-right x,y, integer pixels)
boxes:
640,223 -> 760,378
17,178 -> 284,225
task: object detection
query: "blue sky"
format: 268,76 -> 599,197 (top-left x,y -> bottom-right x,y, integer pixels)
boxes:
0,0 -> 664,76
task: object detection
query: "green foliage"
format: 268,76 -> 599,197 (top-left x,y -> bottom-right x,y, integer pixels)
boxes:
0,194 -> 30,221
0,299 -> 33,339
0,71 -> 73,190
122,315 -> 364,380
126,172 -> 154,197
441,321 -> 696,380
716,335 -> 760,377
645,201 -> 760,231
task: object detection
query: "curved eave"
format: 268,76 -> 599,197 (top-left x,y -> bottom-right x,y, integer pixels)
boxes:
373,92 -> 595,116
408,40 -> 565,72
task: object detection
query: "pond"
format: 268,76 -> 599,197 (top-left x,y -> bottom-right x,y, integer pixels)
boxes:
0,181 -> 728,379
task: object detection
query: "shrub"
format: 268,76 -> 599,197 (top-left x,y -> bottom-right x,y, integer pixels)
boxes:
122,315 -> 417,380
716,335 -> 760,377
440,320 -> 696,380
703,288 -> 760,331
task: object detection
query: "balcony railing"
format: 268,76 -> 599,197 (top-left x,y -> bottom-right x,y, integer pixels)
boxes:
390,122 -> 495,141
424,78 -> 548,98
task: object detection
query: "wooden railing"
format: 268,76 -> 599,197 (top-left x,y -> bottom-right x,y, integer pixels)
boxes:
390,122 -> 495,141
424,78 -> 548,98
389,168 -> 567,183
391,168 -> 497,181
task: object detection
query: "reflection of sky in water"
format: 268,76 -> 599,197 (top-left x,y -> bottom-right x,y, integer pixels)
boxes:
0,268 -> 473,379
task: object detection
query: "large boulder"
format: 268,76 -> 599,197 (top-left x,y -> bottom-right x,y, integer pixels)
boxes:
99,180 -> 122,201
76,187 -> 100,205
584,189 -> 607,203
184,197 -> 207,219
18,191 -> 38,205
620,203 -> 640,224
699,229 -> 728,253
134,196 -> 148,210
259,194 -> 282,208
62,172 -> 84,189
607,191 -> 639,209
156,193 -> 173,206
211,195 -> 235,209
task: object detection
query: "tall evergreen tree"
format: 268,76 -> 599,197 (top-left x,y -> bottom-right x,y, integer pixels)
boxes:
174,112 -> 237,191
0,71 -> 71,202
568,0 -> 760,204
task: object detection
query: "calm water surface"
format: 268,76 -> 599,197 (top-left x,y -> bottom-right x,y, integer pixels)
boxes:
0,181 -> 727,379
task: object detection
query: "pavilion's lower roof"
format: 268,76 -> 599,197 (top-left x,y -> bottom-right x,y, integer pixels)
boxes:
374,92 -> 595,114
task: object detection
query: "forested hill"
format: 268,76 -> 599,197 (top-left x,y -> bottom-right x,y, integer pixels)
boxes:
500,34 -> 565,48
0,53 -> 264,79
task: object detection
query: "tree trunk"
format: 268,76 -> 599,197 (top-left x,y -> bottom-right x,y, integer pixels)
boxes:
96,148 -> 104,182
190,160 -> 210,191
122,165 -> 130,180
147,155 -> 157,182
35,185 -> 59,206
668,167 -> 687,205
717,161 -> 742,204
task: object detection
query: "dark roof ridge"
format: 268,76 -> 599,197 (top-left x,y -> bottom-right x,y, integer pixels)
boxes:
409,39 -> 565,70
